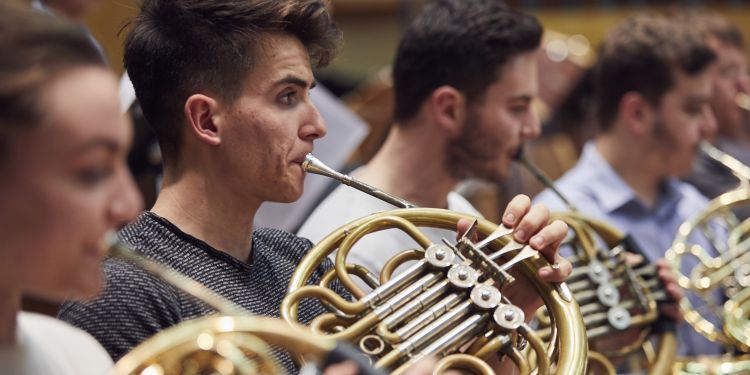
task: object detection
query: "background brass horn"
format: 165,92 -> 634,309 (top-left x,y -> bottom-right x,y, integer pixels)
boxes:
667,143 -> 750,353
281,154 -> 588,375
515,146 -> 678,375
666,187 -> 750,373
107,235 -> 382,375
665,141 -> 750,374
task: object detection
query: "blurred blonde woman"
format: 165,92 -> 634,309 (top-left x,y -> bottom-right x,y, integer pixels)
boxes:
0,3 -> 141,374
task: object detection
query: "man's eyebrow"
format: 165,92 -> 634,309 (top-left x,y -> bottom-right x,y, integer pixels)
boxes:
273,75 -> 316,90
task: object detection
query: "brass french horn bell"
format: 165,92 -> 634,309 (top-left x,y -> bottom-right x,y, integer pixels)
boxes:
667,142 -> 750,352
281,154 -> 588,375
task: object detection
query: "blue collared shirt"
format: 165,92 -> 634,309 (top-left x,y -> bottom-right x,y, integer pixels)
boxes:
534,141 -> 723,356
535,142 -> 715,263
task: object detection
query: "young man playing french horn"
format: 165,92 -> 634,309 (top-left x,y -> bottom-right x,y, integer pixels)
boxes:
299,0 -> 571,309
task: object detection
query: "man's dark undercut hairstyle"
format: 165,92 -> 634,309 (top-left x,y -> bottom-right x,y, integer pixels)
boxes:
124,0 -> 342,164
594,16 -> 716,131
392,0 -> 542,123
0,2 -> 104,161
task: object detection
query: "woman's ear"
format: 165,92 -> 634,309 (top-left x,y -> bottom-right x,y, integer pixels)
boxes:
429,86 -> 467,137
184,94 -> 221,146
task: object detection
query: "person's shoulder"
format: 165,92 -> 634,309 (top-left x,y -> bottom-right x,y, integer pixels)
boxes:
554,163 -> 592,190
118,212 -> 184,257
311,184 -> 361,216
117,212 -> 170,256
117,211 -> 155,241
676,180 -> 712,207
298,183 -> 384,242
253,227 -> 341,293
532,163 -> 597,208
447,191 -> 483,217
19,312 -> 93,340
18,312 -> 112,360
532,188 -> 567,210
17,312 -> 113,374
57,257 -> 183,362
254,227 -> 313,261
533,183 -> 589,211
58,256 -> 181,323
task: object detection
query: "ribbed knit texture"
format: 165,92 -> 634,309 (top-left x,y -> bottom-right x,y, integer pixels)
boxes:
59,211 -> 347,373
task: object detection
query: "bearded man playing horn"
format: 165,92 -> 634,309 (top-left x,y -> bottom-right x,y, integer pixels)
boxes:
534,15 -> 722,357
58,0 -> 571,373
299,0 -> 571,287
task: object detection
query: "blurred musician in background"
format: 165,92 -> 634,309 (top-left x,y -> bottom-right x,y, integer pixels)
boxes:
679,12 -> 750,203
534,15 -> 721,356
298,0 -> 572,288
0,3 -> 141,373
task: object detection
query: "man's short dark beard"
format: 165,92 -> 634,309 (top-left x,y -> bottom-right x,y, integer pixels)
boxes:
444,109 -> 506,184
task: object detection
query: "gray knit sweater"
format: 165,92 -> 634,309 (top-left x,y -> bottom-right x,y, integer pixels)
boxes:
59,211 -> 347,373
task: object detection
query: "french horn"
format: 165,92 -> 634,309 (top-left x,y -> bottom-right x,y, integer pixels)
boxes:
107,235 -> 380,375
281,154 -> 588,374
516,148 -> 678,375
666,141 -> 750,373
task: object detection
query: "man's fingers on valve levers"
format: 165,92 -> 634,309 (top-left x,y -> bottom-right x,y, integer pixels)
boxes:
531,219 -> 572,282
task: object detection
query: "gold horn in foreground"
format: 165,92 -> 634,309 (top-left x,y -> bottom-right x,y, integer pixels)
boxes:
281,154 -> 588,374
516,148 -> 677,375
113,315 -> 336,375
108,236 -> 379,375
666,141 -> 750,373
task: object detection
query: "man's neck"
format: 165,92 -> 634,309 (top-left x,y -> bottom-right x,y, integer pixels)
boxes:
595,136 -> 663,208
357,125 -> 458,209
0,288 -> 20,345
152,168 -> 259,262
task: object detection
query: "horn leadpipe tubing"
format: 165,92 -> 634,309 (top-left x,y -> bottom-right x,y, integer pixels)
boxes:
513,146 -> 578,212
303,154 -> 417,209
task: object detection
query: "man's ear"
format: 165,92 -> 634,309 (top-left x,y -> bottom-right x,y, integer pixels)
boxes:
429,86 -> 467,137
184,94 -> 221,146
618,92 -> 655,138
